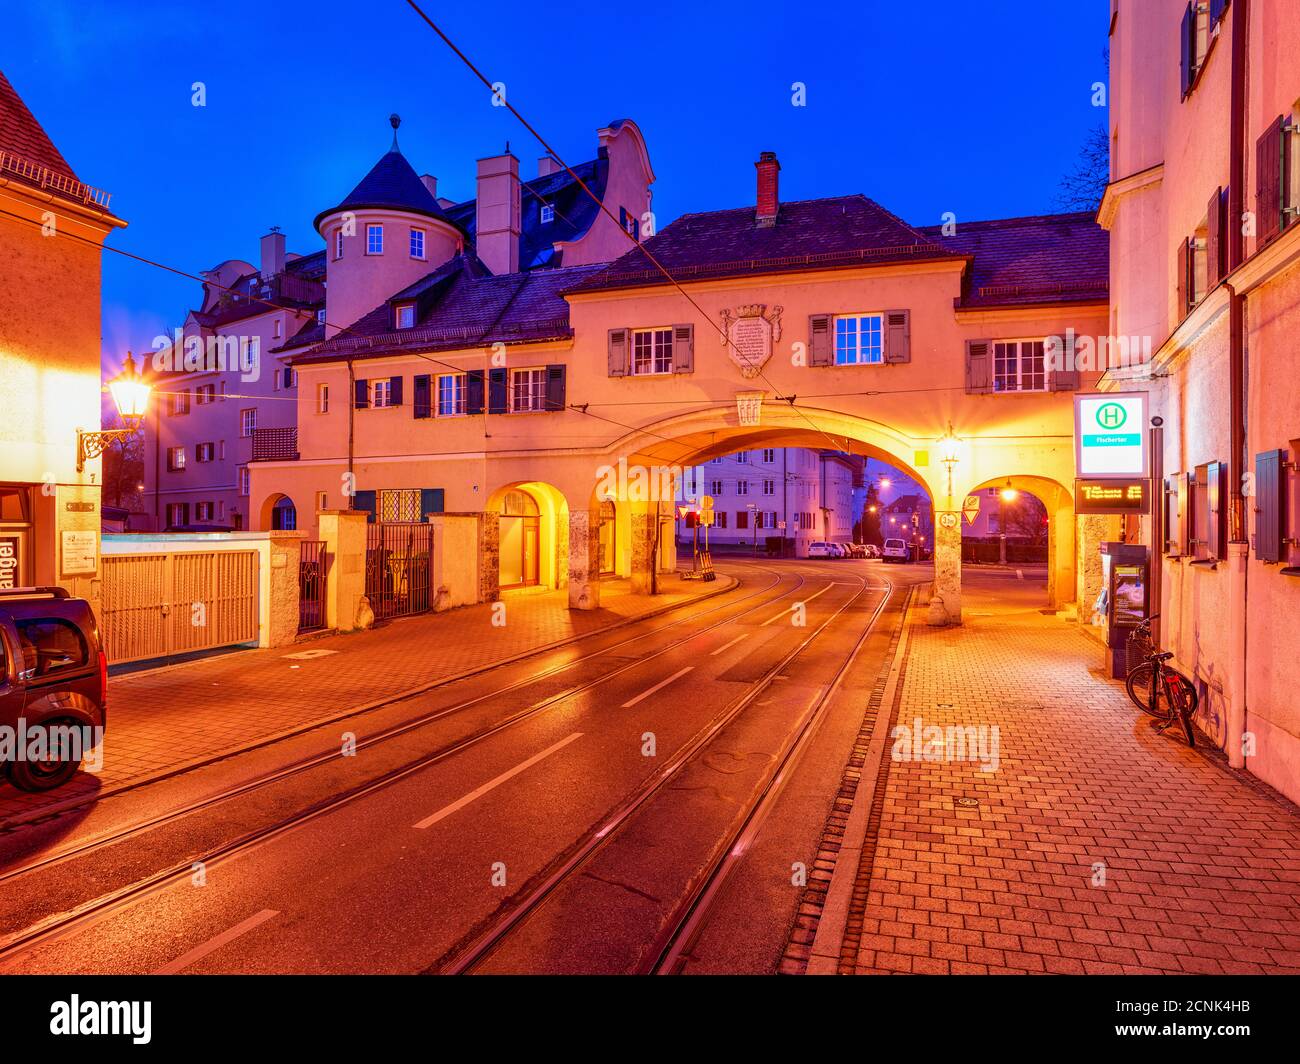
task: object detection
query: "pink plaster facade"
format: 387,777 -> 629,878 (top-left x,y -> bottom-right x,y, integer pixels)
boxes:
1103,0 -> 1300,803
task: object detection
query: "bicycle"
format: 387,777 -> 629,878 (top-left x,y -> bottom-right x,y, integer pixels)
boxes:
1124,615 -> 1198,747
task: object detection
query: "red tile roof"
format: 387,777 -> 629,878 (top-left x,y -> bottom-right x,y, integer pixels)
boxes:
0,68 -> 79,181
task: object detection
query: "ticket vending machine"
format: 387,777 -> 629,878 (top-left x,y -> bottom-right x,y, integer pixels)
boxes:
1098,542 -> 1149,678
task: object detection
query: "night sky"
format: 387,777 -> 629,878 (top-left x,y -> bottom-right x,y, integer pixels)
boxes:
3,0 -> 1107,375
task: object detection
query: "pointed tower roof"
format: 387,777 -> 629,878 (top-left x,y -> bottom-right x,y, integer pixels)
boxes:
314,115 -> 460,233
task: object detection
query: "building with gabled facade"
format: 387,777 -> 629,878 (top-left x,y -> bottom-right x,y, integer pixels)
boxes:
0,68 -> 125,603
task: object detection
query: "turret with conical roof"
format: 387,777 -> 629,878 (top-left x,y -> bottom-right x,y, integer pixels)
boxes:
315,116 -> 464,337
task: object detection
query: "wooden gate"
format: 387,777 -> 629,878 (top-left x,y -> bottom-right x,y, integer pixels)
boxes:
299,540 -> 329,632
365,522 -> 434,619
100,550 -> 259,664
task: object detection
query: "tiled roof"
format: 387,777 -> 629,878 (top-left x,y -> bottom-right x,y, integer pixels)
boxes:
918,211 -> 1108,307
565,195 -> 958,293
314,146 -> 459,231
0,69 -> 77,180
285,257 -> 608,363
445,156 -> 608,270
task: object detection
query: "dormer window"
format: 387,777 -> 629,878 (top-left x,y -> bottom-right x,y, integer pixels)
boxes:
396,304 -> 416,329
366,224 -> 384,255
317,309 -> 326,325
540,204 -> 555,224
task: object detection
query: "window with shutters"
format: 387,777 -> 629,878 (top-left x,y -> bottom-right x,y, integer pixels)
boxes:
632,328 -> 673,375
510,368 -> 547,412
167,446 -> 186,472
195,501 -> 214,522
378,488 -> 421,523
168,390 -> 191,416
437,373 -> 467,416
993,340 -> 1047,392
1179,1 -> 1212,99
196,442 -> 215,463
196,383 -> 215,405
834,314 -> 883,365
372,379 -> 393,408
1189,462 -> 1227,563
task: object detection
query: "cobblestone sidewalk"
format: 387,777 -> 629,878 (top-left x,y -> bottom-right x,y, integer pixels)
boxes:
848,575 -> 1300,975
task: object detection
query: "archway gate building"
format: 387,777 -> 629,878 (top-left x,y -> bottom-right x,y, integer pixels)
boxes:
252,132 -> 1110,624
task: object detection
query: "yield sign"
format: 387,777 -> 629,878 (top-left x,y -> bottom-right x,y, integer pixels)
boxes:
962,495 -> 981,525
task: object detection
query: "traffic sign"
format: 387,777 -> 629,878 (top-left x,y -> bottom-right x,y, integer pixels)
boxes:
1075,392 -> 1147,478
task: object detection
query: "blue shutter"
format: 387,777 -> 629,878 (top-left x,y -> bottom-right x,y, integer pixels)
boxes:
413,374 -> 432,418
466,370 -> 485,415
545,364 -> 566,411
353,489 -> 376,523
1255,449 -> 1286,562
420,488 -> 444,519
488,367 -> 508,414
354,378 -> 368,408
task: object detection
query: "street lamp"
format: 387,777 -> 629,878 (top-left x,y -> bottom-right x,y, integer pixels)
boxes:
78,352 -> 152,472
938,424 -> 961,502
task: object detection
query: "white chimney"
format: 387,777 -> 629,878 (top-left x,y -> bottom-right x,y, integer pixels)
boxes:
538,155 -> 561,178
260,229 -> 286,277
476,150 -> 521,275
420,173 -> 438,199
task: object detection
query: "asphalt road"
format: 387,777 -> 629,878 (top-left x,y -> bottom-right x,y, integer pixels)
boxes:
0,559 -> 932,975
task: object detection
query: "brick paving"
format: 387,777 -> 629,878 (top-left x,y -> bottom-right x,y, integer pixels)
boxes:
0,574 -> 730,825
851,573 -> 1300,976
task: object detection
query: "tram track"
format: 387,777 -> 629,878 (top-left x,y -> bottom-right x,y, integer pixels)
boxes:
0,564 -> 835,966
431,571 -> 896,975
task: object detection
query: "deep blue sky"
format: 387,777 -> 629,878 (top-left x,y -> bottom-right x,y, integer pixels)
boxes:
4,0 -> 1107,372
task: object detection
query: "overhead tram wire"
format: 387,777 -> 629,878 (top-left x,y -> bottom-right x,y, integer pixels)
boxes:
401,0 -> 861,461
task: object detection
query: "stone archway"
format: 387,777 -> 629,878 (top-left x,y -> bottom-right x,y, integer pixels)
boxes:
485,480 -> 569,595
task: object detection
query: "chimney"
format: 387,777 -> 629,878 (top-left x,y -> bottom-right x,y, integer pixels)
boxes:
537,155 -> 561,178
260,228 -> 286,277
420,173 -> 438,199
476,149 -> 521,275
755,151 -> 780,226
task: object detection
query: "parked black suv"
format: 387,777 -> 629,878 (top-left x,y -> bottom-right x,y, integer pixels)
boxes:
0,588 -> 107,791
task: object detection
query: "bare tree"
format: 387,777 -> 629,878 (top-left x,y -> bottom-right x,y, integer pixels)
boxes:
100,413 -> 145,511
1056,124 -> 1110,213
1002,493 -> 1049,545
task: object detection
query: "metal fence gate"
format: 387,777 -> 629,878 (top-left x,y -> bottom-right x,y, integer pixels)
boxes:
365,522 -> 434,620
101,550 -> 259,664
299,540 -> 329,632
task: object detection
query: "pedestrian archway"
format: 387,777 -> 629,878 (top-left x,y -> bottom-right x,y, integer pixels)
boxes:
487,481 -> 569,592
959,474 -> 1074,609
259,493 -> 298,531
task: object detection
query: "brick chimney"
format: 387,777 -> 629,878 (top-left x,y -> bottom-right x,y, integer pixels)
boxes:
260,228 -> 286,277
755,151 -> 780,226
476,149 -> 521,275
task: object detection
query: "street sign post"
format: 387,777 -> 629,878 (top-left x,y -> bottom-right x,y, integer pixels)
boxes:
1074,392 -> 1148,479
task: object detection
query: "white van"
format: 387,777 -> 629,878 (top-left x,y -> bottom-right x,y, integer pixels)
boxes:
882,538 -> 911,563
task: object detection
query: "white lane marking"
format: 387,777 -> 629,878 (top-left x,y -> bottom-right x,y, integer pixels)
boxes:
153,908 -> 279,975
710,633 -> 749,656
413,732 -> 583,829
621,666 -> 694,708
761,582 -> 833,626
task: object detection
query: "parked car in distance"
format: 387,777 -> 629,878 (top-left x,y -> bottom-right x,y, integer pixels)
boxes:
864,544 -> 882,559
806,542 -> 836,558
0,587 -> 107,791
882,538 -> 912,563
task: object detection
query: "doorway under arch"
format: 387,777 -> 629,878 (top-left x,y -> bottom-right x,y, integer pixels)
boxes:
499,488 -> 541,590
259,493 -> 298,531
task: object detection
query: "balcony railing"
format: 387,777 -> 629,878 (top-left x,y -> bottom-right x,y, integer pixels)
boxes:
250,427 -> 298,462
